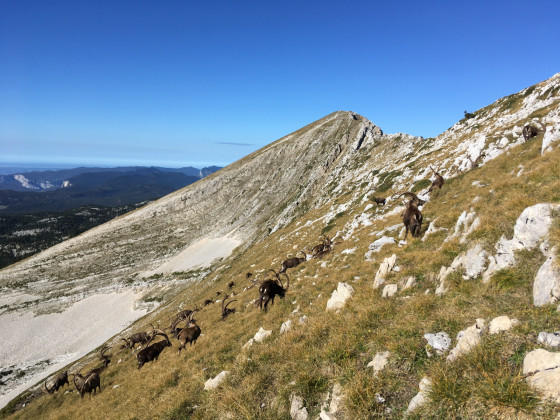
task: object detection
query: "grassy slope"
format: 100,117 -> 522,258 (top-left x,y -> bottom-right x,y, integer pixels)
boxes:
4,89 -> 560,419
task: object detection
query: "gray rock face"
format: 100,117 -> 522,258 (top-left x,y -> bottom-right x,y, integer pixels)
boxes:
533,247 -> 560,307
483,203 -> 559,283
523,349 -> 560,403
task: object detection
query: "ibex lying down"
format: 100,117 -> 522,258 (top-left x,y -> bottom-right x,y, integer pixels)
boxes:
256,270 -> 290,312
121,324 -> 156,350
400,192 -> 423,240
523,120 -> 546,141
279,250 -> 307,274
136,330 -> 172,369
44,371 -> 69,394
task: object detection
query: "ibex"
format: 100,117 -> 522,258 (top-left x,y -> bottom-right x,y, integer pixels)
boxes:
279,250 -> 307,274
87,347 -> 111,376
120,324 -> 156,350
467,152 -> 486,169
400,192 -> 423,239
203,298 -> 214,306
522,120 -> 545,141
221,296 -> 237,320
136,329 -> 172,369
177,312 -> 201,354
311,235 -> 342,258
256,269 -> 290,312
44,371 -> 69,394
371,196 -> 386,205
168,309 -> 197,332
73,368 -> 101,398
428,166 -> 444,192
227,281 -> 235,289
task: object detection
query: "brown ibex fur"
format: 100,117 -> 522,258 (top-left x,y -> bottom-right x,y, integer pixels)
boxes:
279,250 -> 307,274
177,312 -> 201,354
256,270 -> 290,312
523,120 -> 545,141
428,166 -> 444,192
136,330 -> 172,369
400,192 -> 423,239
372,196 -> 386,205
86,347 -> 111,376
73,368 -> 101,398
467,153 -> 486,169
221,296 -> 237,320
44,371 -> 69,394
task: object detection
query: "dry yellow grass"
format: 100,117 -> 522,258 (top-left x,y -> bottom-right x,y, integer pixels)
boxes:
4,111 -> 560,419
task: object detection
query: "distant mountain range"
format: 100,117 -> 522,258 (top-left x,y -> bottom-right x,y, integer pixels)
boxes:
0,166 -> 222,213
0,165 -> 221,192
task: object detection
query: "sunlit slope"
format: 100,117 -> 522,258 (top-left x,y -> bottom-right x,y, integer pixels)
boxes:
4,73 -> 560,419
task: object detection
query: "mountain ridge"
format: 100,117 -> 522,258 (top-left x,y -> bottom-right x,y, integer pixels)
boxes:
1,73 -> 560,417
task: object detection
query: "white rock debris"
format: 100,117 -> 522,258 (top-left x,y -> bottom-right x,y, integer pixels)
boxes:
373,254 -> 397,289
253,327 -> 272,342
445,210 -> 480,243
447,319 -> 486,362
365,236 -> 396,259
483,203 -> 560,283
280,320 -> 292,334
523,349 -> 560,403
424,332 -> 451,356
290,394 -> 309,420
406,377 -> 432,414
538,332 -> 560,347
382,284 -> 398,298
204,371 -> 229,390
367,351 -> 391,375
488,315 -> 519,334
326,283 -> 354,311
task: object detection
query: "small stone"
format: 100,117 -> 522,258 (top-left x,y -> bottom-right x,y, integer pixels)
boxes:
254,327 -> 272,342
381,284 -> 398,298
424,332 -> 451,355
488,315 -> 519,334
204,371 -> 229,390
367,351 -> 391,374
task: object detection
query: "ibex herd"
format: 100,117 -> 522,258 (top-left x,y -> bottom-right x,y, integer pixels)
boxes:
49,124 -> 555,402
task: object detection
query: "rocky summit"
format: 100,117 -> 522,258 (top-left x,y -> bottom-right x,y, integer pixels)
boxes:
1,73 -> 560,419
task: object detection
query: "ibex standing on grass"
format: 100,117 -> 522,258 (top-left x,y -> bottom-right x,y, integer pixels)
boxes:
256,270 -> 290,312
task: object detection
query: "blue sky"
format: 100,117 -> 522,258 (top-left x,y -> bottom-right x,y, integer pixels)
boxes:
1,0 -> 559,169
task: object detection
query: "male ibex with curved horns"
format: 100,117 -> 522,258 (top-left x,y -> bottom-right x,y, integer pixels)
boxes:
221,296 -> 237,320
256,269 -> 290,312
73,368 -> 101,398
136,329 -> 172,369
177,311 -> 202,354
44,371 -> 69,394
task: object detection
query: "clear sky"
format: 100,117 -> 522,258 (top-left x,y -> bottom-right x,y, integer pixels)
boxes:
1,0 -> 559,169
